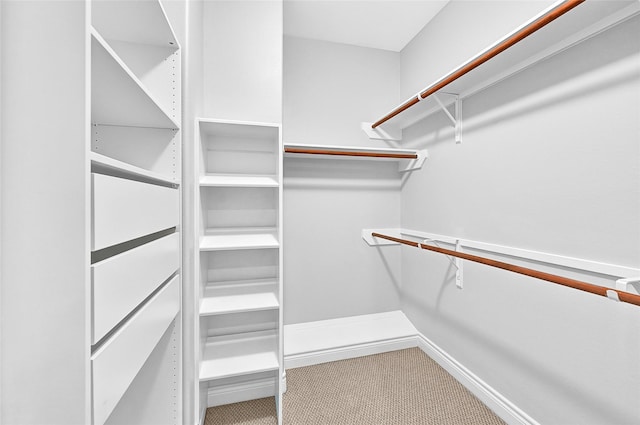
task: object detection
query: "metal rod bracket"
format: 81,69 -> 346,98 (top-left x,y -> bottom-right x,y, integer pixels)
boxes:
615,276 -> 640,292
606,290 -> 621,302
399,149 -> 428,173
455,239 -> 464,289
361,122 -> 402,142
433,93 -> 462,144
422,238 -> 463,288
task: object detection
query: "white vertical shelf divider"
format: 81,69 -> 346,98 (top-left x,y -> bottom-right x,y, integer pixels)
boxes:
196,118 -> 283,424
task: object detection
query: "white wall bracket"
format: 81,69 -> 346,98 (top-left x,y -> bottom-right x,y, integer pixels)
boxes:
615,276 -> 640,293
421,238 -> 463,289
606,290 -> 620,302
433,92 -> 462,144
455,239 -> 464,289
399,149 -> 428,173
361,122 -> 402,143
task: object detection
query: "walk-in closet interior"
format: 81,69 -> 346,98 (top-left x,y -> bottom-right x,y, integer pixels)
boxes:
1,1 -> 639,424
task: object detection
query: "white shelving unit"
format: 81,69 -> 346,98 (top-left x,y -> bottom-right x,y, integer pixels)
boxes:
1,1 -> 182,424
89,2 -> 182,425
196,119 -> 284,424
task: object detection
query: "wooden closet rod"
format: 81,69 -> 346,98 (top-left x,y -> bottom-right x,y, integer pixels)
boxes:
284,147 -> 418,159
371,0 -> 586,129
371,232 -> 640,307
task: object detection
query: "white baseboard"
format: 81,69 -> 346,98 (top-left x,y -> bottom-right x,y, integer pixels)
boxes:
207,377 -> 276,408
415,333 -> 539,425
284,310 -> 418,369
285,335 -> 418,369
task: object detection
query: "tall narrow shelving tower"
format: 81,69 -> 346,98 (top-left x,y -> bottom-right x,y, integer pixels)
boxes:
195,119 -> 284,424
90,2 -> 182,425
1,1 -> 182,424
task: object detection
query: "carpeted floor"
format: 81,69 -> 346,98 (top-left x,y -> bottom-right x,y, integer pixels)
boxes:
205,347 -> 507,425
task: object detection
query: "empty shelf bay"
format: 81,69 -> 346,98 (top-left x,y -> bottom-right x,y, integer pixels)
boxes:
200,231 -> 279,251
200,174 -> 279,187
199,330 -> 279,381
91,29 -> 179,129
200,280 -> 279,316
92,0 -> 179,47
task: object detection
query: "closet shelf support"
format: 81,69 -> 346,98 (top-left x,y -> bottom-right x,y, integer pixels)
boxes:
455,240 -> 463,288
361,122 -> 401,143
420,238 -> 464,288
615,277 -> 640,293
399,149 -> 428,173
432,93 -> 462,144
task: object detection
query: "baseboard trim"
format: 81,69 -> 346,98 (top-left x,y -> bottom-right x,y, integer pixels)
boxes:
207,378 -> 276,408
415,333 -> 539,425
284,311 -> 419,369
285,335 -> 418,369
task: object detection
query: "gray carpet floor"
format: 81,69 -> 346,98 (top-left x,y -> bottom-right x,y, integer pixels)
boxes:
205,347 -> 507,425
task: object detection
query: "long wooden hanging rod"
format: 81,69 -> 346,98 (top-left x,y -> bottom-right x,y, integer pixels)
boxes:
371,0 -> 586,129
371,232 -> 640,307
284,147 -> 418,159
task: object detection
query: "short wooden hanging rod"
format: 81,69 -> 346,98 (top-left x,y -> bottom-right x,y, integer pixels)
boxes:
371,232 -> 640,307
371,0 -> 586,129
284,147 -> 418,159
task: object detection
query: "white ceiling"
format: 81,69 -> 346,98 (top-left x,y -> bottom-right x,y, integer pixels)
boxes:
283,0 -> 449,52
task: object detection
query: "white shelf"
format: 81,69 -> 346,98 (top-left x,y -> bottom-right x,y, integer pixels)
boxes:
379,1 -> 639,130
200,174 -> 279,188
91,152 -> 178,186
200,230 -> 279,251
92,0 -> 179,48
199,330 -> 279,381
198,118 -> 280,139
91,29 -> 180,129
200,280 -> 279,316
284,143 -> 419,161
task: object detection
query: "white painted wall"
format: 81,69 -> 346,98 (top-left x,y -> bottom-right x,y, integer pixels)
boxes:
283,36 -> 403,324
400,0 -> 555,100
202,0 -> 282,124
1,2 -> 90,423
284,36 -> 401,146
400,4 -> 640,424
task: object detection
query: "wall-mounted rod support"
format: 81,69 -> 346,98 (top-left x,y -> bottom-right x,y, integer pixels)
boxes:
371,232 -> 640,307
433,93 -> 462,144
616,276 -> 640,292
455,239 -> 463,289
423,237 -> 464,288
371,0 -> 586,129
